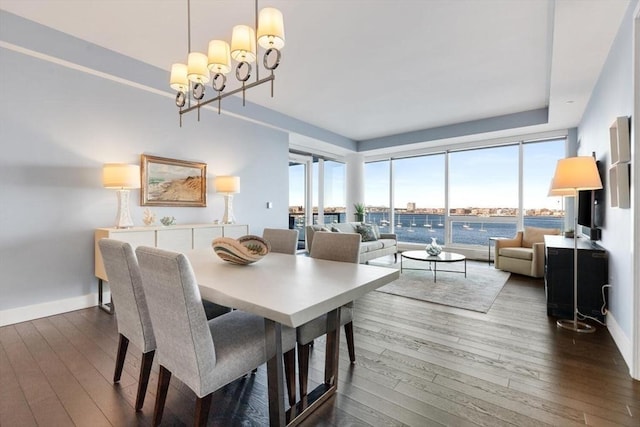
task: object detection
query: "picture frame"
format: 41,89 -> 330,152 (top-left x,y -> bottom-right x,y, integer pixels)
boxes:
140,154 -> 207,207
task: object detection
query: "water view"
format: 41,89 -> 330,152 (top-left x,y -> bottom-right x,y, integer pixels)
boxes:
293,212 -> 563,247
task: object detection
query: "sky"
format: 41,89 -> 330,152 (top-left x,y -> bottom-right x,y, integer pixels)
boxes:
290,139 -> 567,210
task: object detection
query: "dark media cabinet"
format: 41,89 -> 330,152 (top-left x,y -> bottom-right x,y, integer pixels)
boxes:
544,235 -> 608,323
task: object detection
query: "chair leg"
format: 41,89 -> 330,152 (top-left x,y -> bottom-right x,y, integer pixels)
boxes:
194,393 -> 213,427
135,350 -> 155,411
297,343 -> 310,398
283,349 -> 296,407
394,253 -> 398,263
113,333 -> 129,383
152,365 -> 171,427
344,322 -> 356,363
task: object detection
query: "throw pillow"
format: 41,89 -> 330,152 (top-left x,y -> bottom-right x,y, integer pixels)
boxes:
356,224 -> 378,242
365,223 -> 381,239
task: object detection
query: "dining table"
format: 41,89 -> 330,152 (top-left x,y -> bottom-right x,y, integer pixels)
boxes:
185,248 -> 400,426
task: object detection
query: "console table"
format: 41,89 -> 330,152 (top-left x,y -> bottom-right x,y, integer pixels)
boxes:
544,235 -> 608,322
94,223 -> 249,313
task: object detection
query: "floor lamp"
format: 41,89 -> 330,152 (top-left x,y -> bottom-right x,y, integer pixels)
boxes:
550,156 -> 602,333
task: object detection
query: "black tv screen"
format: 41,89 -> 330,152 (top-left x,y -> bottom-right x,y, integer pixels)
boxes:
577,190 -> 593,228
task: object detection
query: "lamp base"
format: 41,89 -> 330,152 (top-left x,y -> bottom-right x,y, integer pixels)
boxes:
115,189 -> 134,228
556,318 -> 595,333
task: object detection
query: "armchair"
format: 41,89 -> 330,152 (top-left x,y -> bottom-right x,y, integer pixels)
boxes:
494,226 -> 560,278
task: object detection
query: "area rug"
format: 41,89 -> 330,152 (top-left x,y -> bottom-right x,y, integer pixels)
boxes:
376,261 -> 510,313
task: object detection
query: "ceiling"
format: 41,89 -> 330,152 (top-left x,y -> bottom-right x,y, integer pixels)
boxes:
0,0 -> 631,150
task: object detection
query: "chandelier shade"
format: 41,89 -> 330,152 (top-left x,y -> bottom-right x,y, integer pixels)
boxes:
170,0 -> 284,124
170,63 -> 189,92
230,25 -> 257,63
257,7 -> 285,49
187,52 -> 210,83
207,40 -> 231,74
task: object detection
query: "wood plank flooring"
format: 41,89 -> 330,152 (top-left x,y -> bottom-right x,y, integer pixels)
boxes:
1,260 -> 638,426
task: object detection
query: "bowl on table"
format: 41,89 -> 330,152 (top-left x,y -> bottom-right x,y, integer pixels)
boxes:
212,235 -> 271,265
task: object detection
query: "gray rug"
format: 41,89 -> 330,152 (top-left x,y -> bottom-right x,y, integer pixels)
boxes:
376,260 -> 510,313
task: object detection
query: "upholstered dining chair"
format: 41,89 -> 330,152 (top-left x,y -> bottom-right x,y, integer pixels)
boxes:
135,246 -> 298,426
98,239 -> 156,411
262,228 -> 299,254
297,231 -> 361,400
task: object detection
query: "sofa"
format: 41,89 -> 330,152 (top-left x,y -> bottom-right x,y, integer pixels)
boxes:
494,226 -> 561,278
305,222 -> 398,264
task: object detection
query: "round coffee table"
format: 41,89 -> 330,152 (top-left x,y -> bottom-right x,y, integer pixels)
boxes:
400,250 -> 467,282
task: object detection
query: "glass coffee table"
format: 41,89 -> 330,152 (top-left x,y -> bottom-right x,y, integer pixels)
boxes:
400,250 -> 467,282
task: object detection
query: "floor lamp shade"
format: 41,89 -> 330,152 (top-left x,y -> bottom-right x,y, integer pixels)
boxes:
103,164 -> 140,228
215,176 -> 240,224
550,156 -> 602,333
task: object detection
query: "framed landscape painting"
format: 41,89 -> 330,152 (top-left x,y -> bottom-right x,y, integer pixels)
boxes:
140,154 -> 207,207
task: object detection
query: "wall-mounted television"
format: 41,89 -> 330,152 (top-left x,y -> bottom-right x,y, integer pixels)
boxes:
577,158 -> 604,239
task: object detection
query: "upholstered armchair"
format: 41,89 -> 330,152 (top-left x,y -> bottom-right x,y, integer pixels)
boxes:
494,226 -> 561,278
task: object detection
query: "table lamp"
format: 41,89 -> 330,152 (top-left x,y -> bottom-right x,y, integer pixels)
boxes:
103,163 -> 140,228
215,175 -> 240,224
550,156 -> 602,333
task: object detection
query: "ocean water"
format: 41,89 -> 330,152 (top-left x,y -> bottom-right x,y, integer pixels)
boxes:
311,212 -> 563,247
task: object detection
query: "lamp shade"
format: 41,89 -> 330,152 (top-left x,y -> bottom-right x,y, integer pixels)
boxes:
547,181 -> 576,197
231,25 -> 256,63
187,52 -> 210,83
103,164 -> 140,189
215,176 -> 240,193
257,7 -> 285,50
550,156 -> 603,192
207,40 -> 231,74
169,63 -> 189,92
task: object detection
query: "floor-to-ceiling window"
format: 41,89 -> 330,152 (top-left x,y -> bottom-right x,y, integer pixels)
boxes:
323,160 -> 346,223
364,137 -> 566,249
523,138 -> 567,230
448,144 -> 519,244
393,154 -> 446,245
364,160 -> 391,231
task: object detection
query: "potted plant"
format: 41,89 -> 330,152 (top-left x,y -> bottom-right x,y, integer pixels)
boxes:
354,203 -> 366,222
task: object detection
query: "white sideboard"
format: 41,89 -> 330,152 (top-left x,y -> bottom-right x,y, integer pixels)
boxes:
94,224 -> 249,312
95,223 -> 249,280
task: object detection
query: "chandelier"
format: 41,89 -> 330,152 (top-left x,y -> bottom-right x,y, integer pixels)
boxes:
169,0 -> 285,126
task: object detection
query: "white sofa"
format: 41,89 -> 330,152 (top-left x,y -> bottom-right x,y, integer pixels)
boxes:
305,222 -> 398,264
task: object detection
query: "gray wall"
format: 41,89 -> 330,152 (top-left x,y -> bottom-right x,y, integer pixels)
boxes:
0,23 -> 289,312
578,1 -> 636,338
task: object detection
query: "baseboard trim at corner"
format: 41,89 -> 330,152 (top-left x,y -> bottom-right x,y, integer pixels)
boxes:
0,292 -> 110,327
606,312 -> 633,374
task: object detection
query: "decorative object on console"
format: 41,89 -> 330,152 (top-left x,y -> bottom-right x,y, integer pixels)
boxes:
142,208 -> 156,226
170,0 -> 285,126
425,236 -> 442,256
212,235 -> 270,265
140,154 -> 207,207
215,175 -> 240,224
550,156 -> 603,333
160,216 -> 176,226
103,163 -> 140,228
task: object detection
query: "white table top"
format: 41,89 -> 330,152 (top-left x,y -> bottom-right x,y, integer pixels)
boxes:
185,249 -> 400,328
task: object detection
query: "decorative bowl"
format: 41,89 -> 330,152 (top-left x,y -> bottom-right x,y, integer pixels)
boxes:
212,235 -> 271,265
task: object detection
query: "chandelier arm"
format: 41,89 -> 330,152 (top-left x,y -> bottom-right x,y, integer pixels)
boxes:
179,74 -> 274,115
255,0 -> 259,82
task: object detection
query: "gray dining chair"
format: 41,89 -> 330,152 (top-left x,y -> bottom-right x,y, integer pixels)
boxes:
98,239 -> 156,411
262,228 -> 299,254
135,246 -> 298,426
297,231 -> 361,399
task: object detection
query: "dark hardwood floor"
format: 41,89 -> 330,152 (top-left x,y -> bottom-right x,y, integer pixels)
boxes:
2,260 -> 638,426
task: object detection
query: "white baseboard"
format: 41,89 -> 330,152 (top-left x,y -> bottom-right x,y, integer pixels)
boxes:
606,311 -> 633,375
0,291 -> 110,327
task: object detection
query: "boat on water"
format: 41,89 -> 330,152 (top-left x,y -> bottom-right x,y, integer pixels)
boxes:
479,223 -> 487,232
